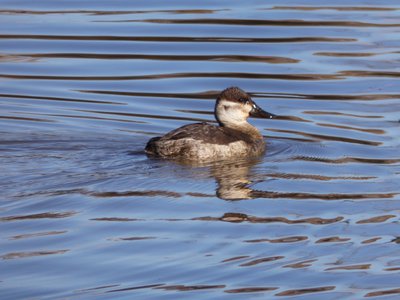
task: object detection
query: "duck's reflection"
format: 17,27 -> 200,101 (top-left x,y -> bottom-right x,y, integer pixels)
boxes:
141,145 -> 398,202
211,159 -> 259,200
181,157 -> 262,200
178,156 -> 396,201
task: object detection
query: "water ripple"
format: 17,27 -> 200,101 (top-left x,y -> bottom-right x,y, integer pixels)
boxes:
0,34 -> 357,43
107,18 -> 400,27
275,286 -> 336,296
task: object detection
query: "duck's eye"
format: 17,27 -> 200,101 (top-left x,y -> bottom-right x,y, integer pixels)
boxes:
240,98 -> 250,105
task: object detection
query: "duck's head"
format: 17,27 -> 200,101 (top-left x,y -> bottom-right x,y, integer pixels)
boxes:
214,87 -> 275,127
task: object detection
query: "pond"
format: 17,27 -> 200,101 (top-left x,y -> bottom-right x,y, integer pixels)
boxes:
1,0 -> 400,299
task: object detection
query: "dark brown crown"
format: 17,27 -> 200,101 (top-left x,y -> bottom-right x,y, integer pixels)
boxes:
217,87 -> 251,104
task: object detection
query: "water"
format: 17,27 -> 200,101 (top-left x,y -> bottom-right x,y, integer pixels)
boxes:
1,1 -> 400,299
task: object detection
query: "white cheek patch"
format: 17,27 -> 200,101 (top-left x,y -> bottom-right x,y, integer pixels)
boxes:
217,100 -> 248,124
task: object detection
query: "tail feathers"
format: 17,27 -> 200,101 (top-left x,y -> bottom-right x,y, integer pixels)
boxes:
145,137 -> 161,155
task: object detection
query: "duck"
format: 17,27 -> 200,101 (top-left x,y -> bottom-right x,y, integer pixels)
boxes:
145,86 -> 275,162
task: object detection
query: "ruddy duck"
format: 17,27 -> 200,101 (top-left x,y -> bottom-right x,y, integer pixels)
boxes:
145,87 -> 275,161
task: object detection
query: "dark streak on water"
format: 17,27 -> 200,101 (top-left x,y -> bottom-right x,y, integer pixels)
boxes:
0,1 -> 400,299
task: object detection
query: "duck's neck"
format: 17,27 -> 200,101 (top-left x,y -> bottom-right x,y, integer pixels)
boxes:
223,121 -> 263,139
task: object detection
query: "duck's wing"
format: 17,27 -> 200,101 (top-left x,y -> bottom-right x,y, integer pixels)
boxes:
161,123 -> 215,140
145,123 -> 259,158
145,123 -> 215,156
160,123 -> 246,144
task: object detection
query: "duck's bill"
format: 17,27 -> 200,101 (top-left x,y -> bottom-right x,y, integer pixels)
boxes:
250,103 -> 276,119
